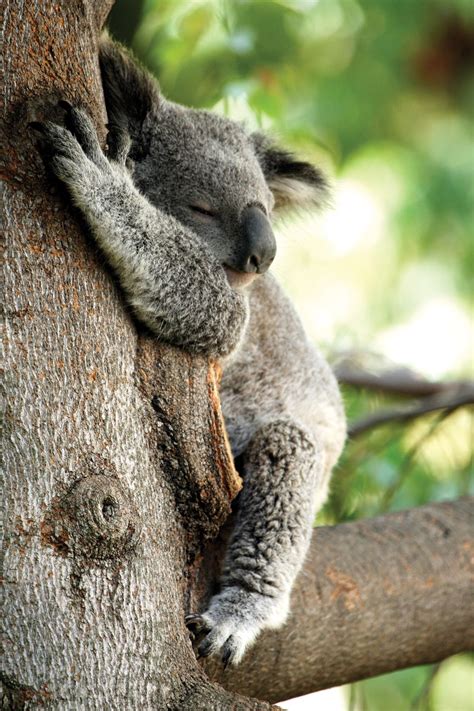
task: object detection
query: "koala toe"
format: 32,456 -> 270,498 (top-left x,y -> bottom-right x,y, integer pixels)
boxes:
59,102 -> 107,168
106,123 -> 132,165
221,637 -> 236,669
191,615 -> 257,667
29,121 -> 84,164
196,623 -> 231,660
186,586 -> 290,666
185,613 -> 211,641
50,155 -> 84,186
221,630 -> 258,667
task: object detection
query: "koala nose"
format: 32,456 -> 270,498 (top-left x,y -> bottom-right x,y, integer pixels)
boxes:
238,206 -> 276,274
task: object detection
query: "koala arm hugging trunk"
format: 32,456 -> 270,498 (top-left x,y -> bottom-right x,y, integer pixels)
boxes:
31,107 -> 247,358
31,36 -> 346,667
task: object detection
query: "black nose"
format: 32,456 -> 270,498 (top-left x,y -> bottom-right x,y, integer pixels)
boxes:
237,206 -> 276,274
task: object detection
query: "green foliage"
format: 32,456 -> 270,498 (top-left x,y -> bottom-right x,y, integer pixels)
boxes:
349,654 -> 474,711
108,2 -> 474,708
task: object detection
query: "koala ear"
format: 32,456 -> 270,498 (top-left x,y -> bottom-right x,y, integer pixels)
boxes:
99,33 -> 161,158
252,133 -> 329,211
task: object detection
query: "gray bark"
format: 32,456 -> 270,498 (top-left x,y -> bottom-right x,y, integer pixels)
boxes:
2,2 -> 254,709
2,1 -> 473,709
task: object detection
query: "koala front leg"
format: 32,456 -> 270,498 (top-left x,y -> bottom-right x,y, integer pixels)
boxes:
30,105 -> 247,358
186,419 -> 323,666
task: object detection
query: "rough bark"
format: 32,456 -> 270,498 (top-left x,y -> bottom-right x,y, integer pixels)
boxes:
2,2 -> 258,709
2,2 -> 473,710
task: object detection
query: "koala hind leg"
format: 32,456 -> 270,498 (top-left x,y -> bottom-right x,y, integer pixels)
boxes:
186,418 -> 324,666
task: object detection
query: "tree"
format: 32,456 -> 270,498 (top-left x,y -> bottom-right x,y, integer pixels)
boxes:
2,1 -> 473,708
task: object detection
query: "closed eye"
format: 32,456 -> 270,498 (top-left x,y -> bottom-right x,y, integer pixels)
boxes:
188,203 -> 217,218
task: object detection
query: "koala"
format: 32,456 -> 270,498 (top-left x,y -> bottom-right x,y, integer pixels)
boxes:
31,36 -> 346,667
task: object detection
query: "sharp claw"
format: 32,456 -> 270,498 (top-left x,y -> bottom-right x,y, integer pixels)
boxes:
185,613 -> 205,630
185,613 -> 201,623
222,636 -> 235,669
28,121 -> 45,134
198,648 -> 212,659
197,639 -> 213,659
58,99 -> 73,111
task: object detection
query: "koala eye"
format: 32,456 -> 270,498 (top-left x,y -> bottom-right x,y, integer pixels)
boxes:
188,203 -> 217,219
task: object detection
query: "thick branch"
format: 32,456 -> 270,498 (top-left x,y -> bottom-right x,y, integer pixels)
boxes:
203,498 -> 474,704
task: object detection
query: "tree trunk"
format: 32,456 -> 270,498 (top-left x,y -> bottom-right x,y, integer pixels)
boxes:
3,2 -> 473,710
2,2 -> 258,709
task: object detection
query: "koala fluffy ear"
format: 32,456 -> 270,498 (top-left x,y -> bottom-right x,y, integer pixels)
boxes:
252,133 -> 329,211
99,33 -> 161,158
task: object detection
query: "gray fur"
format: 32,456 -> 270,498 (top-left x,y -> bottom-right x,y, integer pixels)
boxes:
32,37 -> 346,667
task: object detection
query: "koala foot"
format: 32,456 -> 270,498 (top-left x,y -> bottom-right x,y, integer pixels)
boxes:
185,586 -> 290,667
29,102 -> 130,204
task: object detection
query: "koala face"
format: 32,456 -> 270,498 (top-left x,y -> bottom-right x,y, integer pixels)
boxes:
133,103 -> 277,286
100,37 -> 329,288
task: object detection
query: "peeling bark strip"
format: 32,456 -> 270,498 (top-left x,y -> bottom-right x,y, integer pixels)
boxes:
136,343 -> 241,543
206,498 -> 474,704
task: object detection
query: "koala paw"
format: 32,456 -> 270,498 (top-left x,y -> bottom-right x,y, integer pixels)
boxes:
185,586 -> 290,667
29,102 -> 129,201
30,103 -> 106,187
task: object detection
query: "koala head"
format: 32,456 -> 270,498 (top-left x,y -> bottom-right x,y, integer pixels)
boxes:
100,36 -> 328,289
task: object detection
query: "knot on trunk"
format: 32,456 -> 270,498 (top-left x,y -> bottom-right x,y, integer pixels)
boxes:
42,475 -> 141,561
67,475 -> 140,558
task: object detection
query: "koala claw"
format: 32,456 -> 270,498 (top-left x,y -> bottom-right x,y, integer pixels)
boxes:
28,121 -> 46,134
58,99 -> 73,111
222,644 -> 233,671
29,104 -> 124,210
185,587 -> 290,667
185,613 -> 210,634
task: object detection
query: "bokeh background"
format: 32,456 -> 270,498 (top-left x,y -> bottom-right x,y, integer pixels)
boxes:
107,1 -> 473,708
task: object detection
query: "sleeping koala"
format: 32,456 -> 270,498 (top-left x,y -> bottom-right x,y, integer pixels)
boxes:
31,36 -> 346,667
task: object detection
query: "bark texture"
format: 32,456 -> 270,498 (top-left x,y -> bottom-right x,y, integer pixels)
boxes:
2,2 -> 255,709
2,2 -> 473,710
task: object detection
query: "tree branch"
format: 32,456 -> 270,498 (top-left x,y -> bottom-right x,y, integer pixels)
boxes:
202,498 -> 474,704
348,383 -> 474,437
334,360 -> 472,399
